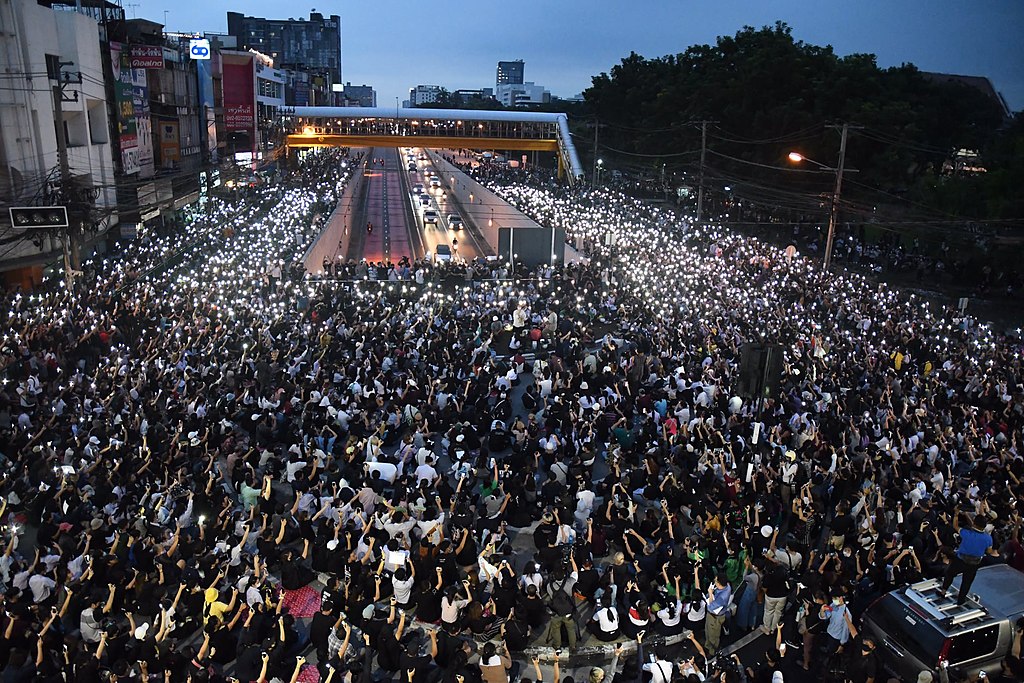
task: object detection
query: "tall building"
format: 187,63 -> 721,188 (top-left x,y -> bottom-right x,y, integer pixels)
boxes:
496,60 -> 524,89
496,82 -> 550,107
408,85 -> 442,107
226,11 -> 342,91
342,83 -> 376,108
0,0 -> 120,282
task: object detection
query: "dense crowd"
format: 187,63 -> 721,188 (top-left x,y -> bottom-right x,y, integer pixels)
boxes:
0,148 -> 1023,683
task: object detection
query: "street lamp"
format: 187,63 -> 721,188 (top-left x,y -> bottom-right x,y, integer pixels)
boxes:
489,208 -> 494,228
787,126 -> 851,271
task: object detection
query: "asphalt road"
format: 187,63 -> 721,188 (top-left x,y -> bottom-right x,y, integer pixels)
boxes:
403,148 -> 488,263
352,148 -> 416,264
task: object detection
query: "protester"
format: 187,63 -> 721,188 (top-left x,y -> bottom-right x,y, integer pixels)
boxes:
1,149 -> 1024,683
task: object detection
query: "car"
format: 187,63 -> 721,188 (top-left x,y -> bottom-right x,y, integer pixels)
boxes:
861,567 -> 1024,682
423,210 -> 439,224
429,178 -> 442,189
412,184 -> 425,195
434,244 -> 452,261
408,163 -> 416,172
418,195 -> 431,208
417,153 -> 427,161
446,214 -> 463,230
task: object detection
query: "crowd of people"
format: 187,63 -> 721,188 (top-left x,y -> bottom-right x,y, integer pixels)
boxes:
0,147 -> 1023,683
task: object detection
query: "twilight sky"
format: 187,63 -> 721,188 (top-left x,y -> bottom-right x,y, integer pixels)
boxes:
137,0 -> 1024,112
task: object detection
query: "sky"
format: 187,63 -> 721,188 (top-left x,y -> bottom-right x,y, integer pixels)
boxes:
136,0 -> 1024,113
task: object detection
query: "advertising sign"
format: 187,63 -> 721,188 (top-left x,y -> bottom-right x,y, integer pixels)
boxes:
294,81 -> 310,106
131,68 -> 154,177
159,120 -> 180,164
222,53 -> 255,133
189,39 -> 211,60
129,45 -> 164,69
196,53 -> 219,155
110,43 -> 139,174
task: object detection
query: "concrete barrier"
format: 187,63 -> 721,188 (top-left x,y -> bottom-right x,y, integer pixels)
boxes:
303,158 -> 366,273
425,150 -> 588,265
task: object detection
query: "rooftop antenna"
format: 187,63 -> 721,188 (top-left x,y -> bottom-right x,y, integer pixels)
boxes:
124,3 -> 139,18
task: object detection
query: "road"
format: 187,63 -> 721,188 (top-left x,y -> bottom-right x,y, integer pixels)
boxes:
345,147 -> 492,265
404,148 -> 488,263
347,147 -> 417,264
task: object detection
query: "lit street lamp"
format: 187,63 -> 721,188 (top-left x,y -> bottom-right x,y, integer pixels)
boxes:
787,123 -> 853,271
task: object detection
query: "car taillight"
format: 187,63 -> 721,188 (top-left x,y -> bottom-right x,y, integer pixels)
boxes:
937,637 -> 951,666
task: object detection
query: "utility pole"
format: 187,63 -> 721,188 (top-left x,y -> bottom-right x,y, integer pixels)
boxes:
696,120 -> 713,223
591,119 -> 600,186
823,122 -> 861,270
51,66 -> 82,289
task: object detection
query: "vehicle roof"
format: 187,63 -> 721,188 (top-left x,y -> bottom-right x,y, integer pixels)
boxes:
893,565 -> 1024,632
964,565 -> 1024,619
436,245 -> 451,253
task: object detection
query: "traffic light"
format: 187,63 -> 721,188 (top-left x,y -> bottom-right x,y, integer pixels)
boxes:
8,206 -> 68,229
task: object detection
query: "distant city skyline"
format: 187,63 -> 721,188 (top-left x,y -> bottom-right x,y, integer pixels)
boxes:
135,0 -> 1024,112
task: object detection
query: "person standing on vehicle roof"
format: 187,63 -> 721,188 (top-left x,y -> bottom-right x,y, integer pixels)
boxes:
941,510 -> 997,605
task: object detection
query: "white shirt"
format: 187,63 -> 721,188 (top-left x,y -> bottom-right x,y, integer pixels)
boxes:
285,461 -> 307,483
413,463 -> 438,484
643,658 -> 674,683
441,596 -> 470,624
593,606 -> 619,632
393,575 -> 414,604
28,574 -> 56,603
366,461 -> 398,483
657,600 -> 682,627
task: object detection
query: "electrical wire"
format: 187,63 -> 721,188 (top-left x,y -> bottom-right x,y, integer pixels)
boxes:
596,144 -> 702,159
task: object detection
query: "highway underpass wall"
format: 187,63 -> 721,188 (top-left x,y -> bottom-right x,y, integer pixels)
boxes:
303,155 -> 366,273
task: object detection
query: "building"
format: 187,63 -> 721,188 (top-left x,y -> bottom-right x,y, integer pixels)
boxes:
921,72 -> 1011,118
496,60 -> 524,89
495,82 -> 550,107
342,83 -> 376,108
408,85 -> 443,107
455,88 -> 494,102
0,0 -> 120,281
226,11 -> 342,97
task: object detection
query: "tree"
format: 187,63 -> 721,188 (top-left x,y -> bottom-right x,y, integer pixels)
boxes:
583,23 -> 1013,222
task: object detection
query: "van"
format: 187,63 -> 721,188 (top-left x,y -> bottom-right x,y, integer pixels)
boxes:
862,567 -> 1024,682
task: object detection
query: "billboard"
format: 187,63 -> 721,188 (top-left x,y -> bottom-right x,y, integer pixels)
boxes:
159,120 -> 180,165
131,68 -> 154,177
129,45 -> 164,69
222,53 -> 255,134
293,81 -> 310,106
196,54 -> 219,157
110,43 -> 139,174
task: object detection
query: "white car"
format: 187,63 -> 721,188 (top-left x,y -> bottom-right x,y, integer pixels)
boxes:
434,244 -> 452,262
446,214 -> 463,230
418,195 -> 431,208
423,210 -> 439,224
429,178 -> 442,190
412,184 -> 425,195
